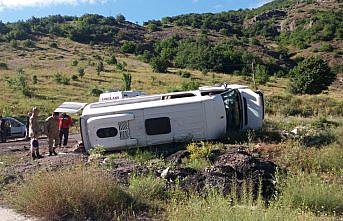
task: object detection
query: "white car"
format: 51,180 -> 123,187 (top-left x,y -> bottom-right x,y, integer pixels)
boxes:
0,117 -> 27,141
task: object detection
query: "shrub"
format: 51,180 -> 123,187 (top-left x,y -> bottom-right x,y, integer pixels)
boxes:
186,142 -> 214,161
290,57 -> 336,94
219,28 -> 229,36
71,74 -> 78,81
96,61 -> 104,75
0,62 -> 8,70
71,59 -> 78,67
318,43 -> 334,52
120,41 -> 136,54
48,41 -> 58,48
106,54 -> 117,65
122,72 -> 132,91
150,56 -> 168,73
89,86 -> 103,96
116,61 -> 127,71
22,39 -> 35,48
32,75 -> 38,84
178,70 -> 191,78
53,73 -> 70,85
5,69 -> 33,97
8,168 -> 139,220
78,68 -> 85,78
250,38 -> 261,45
10,39 -> 18,48
116,14 -> 126,22
181,79 -> 199,91
146,23 -> 159,32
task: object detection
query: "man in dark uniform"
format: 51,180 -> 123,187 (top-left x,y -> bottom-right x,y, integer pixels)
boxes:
0,116 -> 7,143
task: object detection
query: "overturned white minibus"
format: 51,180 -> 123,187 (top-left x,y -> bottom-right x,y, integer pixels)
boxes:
57,84 -> 264,151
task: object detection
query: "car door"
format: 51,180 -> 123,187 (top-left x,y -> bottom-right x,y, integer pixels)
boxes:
9,119 -> 25,137
9,118 -> 23,138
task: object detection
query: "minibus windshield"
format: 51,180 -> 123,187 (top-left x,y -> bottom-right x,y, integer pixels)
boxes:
221,89 -> 241,131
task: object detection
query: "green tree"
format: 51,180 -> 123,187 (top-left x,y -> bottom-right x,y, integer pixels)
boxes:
116,14 -> 126,22
290,57 -> 336,94
254,64 -> 269,85
150,56 -> 168,73
120,41 -> 136,54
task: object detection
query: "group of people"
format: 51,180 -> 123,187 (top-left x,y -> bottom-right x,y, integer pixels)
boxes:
28,107 -> 73,160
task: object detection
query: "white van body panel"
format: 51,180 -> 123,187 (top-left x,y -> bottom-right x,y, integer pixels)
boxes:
87,114 -> 137,148
80,85 -> 264,151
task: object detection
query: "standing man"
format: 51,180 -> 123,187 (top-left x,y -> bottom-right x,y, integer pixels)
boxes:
45,112 -> 60,156
25,112 -> 31,141
0,115 -> 5,143
29,107 -> 43,159
59,113 -> 72,148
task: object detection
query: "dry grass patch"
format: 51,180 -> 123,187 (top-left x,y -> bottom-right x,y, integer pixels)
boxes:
7,167 -> 143,221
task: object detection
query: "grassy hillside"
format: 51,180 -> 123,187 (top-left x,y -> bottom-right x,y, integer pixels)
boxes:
0,0 -> 342,118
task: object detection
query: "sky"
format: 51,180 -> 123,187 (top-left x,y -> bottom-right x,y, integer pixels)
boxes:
0,0 -> 272,24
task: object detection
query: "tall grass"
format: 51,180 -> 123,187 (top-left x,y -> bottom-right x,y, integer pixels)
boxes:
278,172 -> 343,215
8,168 -> 141,220
166,190 -> 317,221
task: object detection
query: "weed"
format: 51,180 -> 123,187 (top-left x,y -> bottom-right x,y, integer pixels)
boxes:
129,174 -> 166,203
89,145 -> 106,158
127,148 -> 158,164
184,158 -> 210,170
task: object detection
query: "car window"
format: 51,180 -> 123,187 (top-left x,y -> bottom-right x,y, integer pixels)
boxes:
10,119 -> 21,127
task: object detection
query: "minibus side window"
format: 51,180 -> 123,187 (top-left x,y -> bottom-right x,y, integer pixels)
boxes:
145,117 -> 171,135
97,127 -> 118,138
